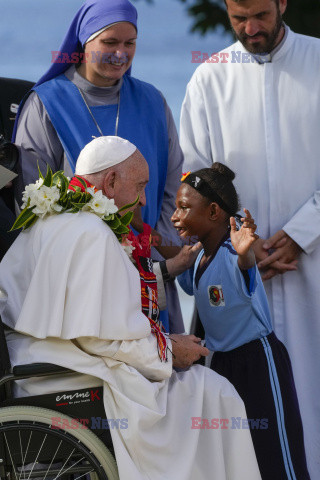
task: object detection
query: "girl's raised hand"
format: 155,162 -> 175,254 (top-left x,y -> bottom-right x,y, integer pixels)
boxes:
230,209 -> 259,260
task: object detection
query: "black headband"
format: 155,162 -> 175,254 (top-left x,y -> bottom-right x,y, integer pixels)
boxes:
182,173 -> 234,216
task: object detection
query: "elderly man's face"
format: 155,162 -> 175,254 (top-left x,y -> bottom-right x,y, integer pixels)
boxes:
226,0 -> 287,53
114,151 -> 149,214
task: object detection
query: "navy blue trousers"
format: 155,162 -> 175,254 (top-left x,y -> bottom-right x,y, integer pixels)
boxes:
210,332 -> 310,480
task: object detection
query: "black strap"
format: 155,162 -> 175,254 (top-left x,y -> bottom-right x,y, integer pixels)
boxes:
183,173 -> 234,216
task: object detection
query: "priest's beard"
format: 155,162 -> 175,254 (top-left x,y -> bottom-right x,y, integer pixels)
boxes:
233,12 -> 284,54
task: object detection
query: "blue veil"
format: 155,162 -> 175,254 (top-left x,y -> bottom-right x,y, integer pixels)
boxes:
36,0 -> 138,87
12,0 -> 137,140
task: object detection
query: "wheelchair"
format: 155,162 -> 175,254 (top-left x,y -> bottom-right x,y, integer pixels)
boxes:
0,319 -> 119,479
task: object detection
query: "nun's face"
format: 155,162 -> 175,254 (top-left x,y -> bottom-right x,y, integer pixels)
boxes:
80,22 -> 137,87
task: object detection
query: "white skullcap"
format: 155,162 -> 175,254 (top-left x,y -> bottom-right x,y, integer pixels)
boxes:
75,136 -> 137,175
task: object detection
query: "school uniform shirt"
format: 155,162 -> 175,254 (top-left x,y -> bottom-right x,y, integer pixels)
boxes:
178,237 -> 272,352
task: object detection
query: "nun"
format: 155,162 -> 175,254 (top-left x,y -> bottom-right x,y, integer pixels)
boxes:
13,0 -> 183,334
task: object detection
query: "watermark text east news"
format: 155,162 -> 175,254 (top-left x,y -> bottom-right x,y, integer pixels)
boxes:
191,51 -> 260,64
191,417 -> 268,430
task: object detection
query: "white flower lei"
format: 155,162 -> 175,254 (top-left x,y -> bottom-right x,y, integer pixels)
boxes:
13,166 -> 137,256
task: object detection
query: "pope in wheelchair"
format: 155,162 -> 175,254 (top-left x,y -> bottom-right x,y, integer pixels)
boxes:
0,136 -> 261,479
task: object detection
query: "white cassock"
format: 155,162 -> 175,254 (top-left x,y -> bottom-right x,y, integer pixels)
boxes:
180,26 -> 320,478
0,212 -> 261,480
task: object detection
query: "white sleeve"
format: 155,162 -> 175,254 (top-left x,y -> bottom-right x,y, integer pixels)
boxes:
180,74 -> 213,172
76,335 -> 173,381
283,192 -> 320,254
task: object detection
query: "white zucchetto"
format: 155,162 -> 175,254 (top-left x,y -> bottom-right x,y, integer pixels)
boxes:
75,136 -> 137,175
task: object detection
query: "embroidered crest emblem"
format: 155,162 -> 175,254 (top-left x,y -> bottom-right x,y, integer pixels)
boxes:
208,285 -> 225,307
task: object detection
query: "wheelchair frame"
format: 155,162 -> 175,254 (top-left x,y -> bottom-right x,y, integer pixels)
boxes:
0,325 -> 119,480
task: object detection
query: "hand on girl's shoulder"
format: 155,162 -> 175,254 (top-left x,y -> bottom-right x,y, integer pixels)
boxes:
166,242 -> 202,277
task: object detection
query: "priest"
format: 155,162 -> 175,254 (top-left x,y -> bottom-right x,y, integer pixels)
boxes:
0,136 -> 261,480
180,1 -> 320,477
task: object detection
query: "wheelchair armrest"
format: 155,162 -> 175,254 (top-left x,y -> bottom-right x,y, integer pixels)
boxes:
12,363 -> 72,377
0,363 -> 73,389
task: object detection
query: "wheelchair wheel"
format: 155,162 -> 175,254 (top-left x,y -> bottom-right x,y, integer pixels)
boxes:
0,406 -> 119,479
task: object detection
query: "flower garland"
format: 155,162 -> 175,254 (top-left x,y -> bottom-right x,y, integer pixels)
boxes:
12,166 -> 137,243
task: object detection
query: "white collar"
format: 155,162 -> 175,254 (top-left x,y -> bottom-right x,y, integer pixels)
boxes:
237,24 -> 294,64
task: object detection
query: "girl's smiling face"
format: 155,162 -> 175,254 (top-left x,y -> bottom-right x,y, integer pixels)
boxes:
171,184 -> 212,243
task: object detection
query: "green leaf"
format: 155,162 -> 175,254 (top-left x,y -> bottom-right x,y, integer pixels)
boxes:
103,213 -> 114,221
75,176 -> 89,190
37,161 -> 44,180
60,175 -> 69,195
23,214 -> 38,229
82,192 -> 92,203
71,186 -> 82,194
118,195 -> 139,213
107,216 -> 121,229
52,171 -> 69,195
42,164 -> 53,187
121,211 -> 134,226
70,202 -> 88,209
70,191 -> 83,202
52,170 -> 64,182
10,208 -> 37,231
58,194 -> 70,209
114,224 -> 130,235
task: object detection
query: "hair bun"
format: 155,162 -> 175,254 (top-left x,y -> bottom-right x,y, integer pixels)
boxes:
211,162 -> 235,182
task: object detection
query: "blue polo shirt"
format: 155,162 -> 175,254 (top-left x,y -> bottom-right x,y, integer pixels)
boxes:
178,237 -> 272,352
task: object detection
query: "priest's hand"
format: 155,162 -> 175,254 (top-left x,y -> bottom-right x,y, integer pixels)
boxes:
256,230 -> 301,280
169,334 -> 209,369
253,238 -> 277,279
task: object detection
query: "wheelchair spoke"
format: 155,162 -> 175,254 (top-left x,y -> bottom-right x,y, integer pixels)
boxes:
26,433 -> 47,480
18,430 -> 26,480
19,430 -> 32,480
3,431 -> 18,479
74,470 -> 95,479
53,452 -> 89,479
53,447 -> 76,479
42,439 -> 62,480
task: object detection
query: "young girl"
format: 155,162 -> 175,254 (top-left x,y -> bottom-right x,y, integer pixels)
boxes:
172,163 -> 310,480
